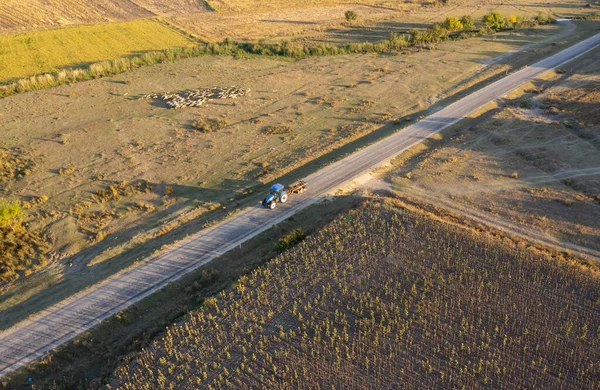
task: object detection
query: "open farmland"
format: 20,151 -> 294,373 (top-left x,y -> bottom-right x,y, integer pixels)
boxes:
0,20 -> 196,81
0,0 -> 209,34
203,0 -> 595,14
109,201 -> 600,389
1,19 -> 598,328
388,45 -> 600,254
170,5 -> 399,42
171,0 -> 599,42
205,0 -> 403,12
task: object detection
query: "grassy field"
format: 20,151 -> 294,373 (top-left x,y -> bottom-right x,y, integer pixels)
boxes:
1,20 -> 597,328
107,200 -> 600,388
0,20 -> 196,81
387,44 -> 600,254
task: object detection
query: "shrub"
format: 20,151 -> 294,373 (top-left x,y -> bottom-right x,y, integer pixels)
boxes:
345,10 -> 358,22
263,125 -> 293,135
460,15 -> 476,31
482,11 -> 506,31
535,12 -> 553,25
275,228 -> 307,251
0,199 -> 23,228
442,17 -> 463,31
59,167 -> 75,175
193,118 -> 228,133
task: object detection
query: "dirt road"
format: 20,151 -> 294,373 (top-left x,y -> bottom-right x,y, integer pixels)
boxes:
1,32 -> 599,378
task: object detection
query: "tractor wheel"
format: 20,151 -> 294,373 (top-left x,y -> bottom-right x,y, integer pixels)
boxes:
269,202 -> 277,209
280,194 -> 288,203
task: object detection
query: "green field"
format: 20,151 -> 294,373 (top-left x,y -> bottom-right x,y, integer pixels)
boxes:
0,20 -> 195,81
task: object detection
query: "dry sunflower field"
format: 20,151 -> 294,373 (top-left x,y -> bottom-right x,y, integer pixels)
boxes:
109,201 -> 600,389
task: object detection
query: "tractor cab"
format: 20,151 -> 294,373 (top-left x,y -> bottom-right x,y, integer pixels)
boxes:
270,183 -> 286,197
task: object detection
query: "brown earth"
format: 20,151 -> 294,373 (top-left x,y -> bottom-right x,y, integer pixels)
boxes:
388,46 -> 600,253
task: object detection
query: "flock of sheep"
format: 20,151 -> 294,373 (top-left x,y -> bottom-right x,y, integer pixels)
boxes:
141,87 -> 250,109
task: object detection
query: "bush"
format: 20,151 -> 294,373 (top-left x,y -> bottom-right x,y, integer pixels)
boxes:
482,11 -> 506,31
535,12 -> 554,25
507,14 -> 520,27
275,229 -> 307,251
442,17 -> 463,31
193,118 -> 228,133
460,15 -> 476,31
263,125 -> 293,135
345,10 -> 358,22
0,199 -> 23,228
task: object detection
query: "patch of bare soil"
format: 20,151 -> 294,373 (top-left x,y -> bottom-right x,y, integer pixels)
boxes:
388,47 -> 600,252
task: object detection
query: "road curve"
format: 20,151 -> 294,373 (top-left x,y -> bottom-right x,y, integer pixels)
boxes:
1,33 -> 599,378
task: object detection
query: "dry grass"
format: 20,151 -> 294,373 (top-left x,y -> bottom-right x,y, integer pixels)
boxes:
263,124 -> 293,135
207,0 -> 405,13
171,0 -> 597,42
0,148 -> 35,185
0,199 -> 49,283
192,118 -> 229,133
170,4 -> 399,41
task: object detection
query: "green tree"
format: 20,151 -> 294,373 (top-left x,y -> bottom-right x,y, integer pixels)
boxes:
482,11 -> 506,31
460,15 -> 475,31
442,17 -> 463,31
345,10 -> 358,22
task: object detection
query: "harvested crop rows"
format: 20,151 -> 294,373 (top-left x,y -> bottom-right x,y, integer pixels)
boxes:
0,0 -> 209,34
110,202 -> 600,389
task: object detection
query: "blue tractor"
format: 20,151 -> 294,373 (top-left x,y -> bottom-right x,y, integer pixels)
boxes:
262,183 -> 288,209
262,181 -> 306,209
